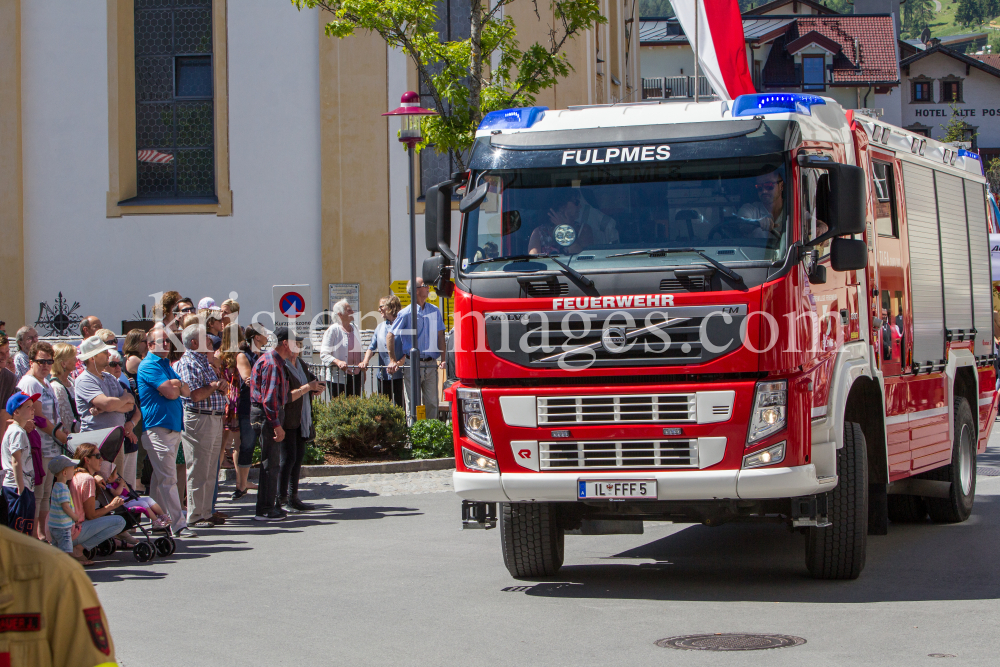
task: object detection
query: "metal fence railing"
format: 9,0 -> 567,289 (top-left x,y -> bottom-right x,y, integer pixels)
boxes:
641,76 -> 716,100
304,361 -> 451,421
305,362 -> 404,404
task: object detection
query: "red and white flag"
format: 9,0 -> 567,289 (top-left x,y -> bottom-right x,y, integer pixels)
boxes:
137,149 -> 173,164
672,0 -> 755,101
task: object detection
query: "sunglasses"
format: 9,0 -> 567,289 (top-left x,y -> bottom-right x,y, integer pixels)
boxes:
32,358 -> 54,366
176,306 -> 195,314
756,183 -> 779,191
86,454 -> 100,460
108,361 -> 121,368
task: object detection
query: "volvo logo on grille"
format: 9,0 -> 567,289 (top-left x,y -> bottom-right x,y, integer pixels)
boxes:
601,327 -> 628,353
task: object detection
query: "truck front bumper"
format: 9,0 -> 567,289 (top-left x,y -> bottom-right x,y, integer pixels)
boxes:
454,465 -> 836,503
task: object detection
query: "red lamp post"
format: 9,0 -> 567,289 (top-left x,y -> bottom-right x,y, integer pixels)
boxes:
383,91 -> 437,423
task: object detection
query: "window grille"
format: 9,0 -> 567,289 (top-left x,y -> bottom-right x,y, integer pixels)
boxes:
912,80 -> 931,103
134,0 -> 215,199
801,55 -> 825,91
941,80 -> 962,103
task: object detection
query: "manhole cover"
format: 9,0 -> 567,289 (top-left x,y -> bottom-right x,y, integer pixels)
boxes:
655,633 -> 806,651
977,467 -> 1000,477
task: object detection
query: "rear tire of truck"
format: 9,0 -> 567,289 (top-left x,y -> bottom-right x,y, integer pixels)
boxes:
500,502 -> 564,578
805,421 -> 868,580
924,397 -> 976,524
886,495 -> 928,523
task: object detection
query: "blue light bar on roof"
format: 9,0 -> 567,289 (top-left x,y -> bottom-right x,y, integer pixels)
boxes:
731,94 -> 826,117
478,106 -> 548,131
958,149 -> 983,174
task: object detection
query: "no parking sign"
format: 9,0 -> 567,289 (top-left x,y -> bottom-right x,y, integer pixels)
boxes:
279,291 -> 306,318
273,285 -> 312,339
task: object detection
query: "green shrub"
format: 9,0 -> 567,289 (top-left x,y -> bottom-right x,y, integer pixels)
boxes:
303,442 -> 326,465
252,445 -> 261,465
407,419 -> 454,459
312,395 -> 408,458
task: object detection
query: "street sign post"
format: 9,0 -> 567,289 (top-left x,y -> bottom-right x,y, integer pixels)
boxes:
273,284 -> 312,346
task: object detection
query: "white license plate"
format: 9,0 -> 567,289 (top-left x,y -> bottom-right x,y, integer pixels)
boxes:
578,479 -> 657,500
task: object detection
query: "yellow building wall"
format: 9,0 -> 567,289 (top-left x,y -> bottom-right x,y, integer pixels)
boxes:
0,0 -> 24,331
318,19 -> 391,318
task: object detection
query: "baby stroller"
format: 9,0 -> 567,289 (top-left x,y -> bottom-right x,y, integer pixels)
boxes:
68,426 -> 176,562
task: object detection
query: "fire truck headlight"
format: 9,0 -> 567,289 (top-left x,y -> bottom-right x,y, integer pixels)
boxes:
458,388 -> 493,451
743,442 -> 786,468
462,447 -> 498,473
747,380 -> 787,445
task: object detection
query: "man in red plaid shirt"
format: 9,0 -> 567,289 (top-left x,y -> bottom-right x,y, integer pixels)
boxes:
249,326 -> 300,521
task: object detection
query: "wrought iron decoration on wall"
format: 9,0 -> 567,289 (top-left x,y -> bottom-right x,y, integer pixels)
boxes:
35,292 -> 82,336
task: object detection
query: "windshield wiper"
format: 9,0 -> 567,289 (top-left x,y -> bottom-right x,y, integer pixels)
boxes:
607,248 -> 746,288
471,253 -> 548,265
473,253 -> 595,289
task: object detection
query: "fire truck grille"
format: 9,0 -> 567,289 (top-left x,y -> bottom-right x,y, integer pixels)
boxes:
540,440 -> 697,469
522,280 -> 569,297
537,394 -> 696,425
522,316 -> 705,364
660,277 -> 706,292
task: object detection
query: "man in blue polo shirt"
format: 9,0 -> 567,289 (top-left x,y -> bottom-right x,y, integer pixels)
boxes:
386,278 -> 447,421
137,326 -> 193,537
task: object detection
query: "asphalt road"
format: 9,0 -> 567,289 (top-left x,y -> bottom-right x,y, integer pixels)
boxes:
96,441 -> 1000,666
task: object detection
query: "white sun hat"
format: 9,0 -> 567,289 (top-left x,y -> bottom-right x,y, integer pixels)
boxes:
77,335 -> 115,361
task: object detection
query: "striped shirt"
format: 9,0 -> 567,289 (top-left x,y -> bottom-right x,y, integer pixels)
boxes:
175,351 -> 226,413
48,482 -> 76,530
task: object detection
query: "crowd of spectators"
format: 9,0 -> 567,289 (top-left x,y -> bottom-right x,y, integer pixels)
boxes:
0,281 -> 448,566
0,292 -> 338,565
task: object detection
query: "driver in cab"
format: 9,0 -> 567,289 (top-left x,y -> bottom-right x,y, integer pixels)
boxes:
528,189 -> 616,255
737,170 -> 786,241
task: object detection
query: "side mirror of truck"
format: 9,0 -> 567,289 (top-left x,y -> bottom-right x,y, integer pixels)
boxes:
423,255 -> 454,298
830,237 -> 867,271
425,181 -> 456,260
459,181 -> 489,213
797,154 -> 866,246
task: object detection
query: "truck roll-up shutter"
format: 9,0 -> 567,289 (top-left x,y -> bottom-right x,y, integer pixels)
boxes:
902,162 -> 945,367
965,179 -> 993,357
935,172 -> 974,333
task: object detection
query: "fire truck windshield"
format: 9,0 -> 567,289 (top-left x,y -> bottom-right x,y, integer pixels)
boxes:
460,154 -> 789,274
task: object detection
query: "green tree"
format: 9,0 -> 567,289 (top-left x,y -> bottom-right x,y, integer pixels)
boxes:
639,0 -> 673,17
984,0 -> 1000,19
904,0 -> 935,34
821,0 -> 852,13
293,0 -> 606,171
941,104 -> 976,144
986,157 -> 1000,198
955,0 -> 985,27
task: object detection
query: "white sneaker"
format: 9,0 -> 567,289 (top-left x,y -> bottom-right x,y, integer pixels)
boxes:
174,527 -> 199,538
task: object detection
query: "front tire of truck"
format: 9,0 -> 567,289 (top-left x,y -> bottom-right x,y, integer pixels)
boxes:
924,397 -> 976,524
500,502 -> 564,578
805,421 -> 868,580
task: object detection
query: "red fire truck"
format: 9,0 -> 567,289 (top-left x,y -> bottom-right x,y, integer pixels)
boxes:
421,93 -> 998,580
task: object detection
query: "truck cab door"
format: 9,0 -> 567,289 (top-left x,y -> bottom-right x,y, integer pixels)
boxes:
871,158 -> 910,378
